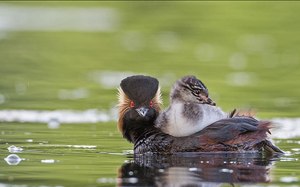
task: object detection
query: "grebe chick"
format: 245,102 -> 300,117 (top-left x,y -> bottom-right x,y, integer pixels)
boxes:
155,75 -> 228,137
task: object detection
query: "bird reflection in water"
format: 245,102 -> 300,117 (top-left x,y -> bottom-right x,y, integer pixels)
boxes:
117,152 -> 278,187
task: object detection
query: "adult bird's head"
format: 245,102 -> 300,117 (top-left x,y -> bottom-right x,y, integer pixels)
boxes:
118,75 -> 162,142
171,75 -> 216,106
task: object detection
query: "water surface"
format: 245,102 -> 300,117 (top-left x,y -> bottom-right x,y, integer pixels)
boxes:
1,122 -> 299,187
1,2 -> 300,187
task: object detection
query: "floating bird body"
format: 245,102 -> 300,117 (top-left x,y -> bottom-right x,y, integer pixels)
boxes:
117,75 -> 283,155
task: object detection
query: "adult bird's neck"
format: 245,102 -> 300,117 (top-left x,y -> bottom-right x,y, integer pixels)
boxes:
122,119 -> 159,143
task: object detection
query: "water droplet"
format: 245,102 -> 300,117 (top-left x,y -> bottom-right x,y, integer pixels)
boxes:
4,154 -> 22,165
7,145 -> 23,153
41,159 -> 56,164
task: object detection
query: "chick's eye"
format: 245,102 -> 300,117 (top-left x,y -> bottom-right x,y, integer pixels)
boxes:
194,90 -> 200,94
149,101 -> 153,108
130,101 -> 135,108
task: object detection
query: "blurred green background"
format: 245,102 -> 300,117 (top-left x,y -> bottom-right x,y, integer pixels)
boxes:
0,1 -> 299,117
1,2 -> 300,186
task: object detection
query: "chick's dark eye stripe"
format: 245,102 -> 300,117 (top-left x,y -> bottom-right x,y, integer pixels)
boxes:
192,92 -> 199,98
184,84 -> 202,98
192,90 -> 204,99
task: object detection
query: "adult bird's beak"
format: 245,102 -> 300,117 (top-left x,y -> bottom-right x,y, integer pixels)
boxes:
135,107 -> 149,117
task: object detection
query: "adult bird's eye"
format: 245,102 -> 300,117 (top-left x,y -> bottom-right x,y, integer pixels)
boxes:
130,101 -> 135,108
149,101 -> 153,108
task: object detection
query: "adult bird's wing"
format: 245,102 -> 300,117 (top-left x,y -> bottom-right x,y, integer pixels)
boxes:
172,117 -> 283,154
198,117 -> 267,143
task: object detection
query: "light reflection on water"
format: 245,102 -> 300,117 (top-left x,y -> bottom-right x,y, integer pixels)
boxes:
1,109 -> 300,138
119,153 -> 274,186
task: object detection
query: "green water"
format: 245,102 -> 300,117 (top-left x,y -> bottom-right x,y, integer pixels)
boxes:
1,122 -> 299,186
0,1 -> 299,117
1,1 -> 300,186
0,122 -> 128,186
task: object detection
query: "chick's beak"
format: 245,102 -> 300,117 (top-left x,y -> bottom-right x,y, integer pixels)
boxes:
205,97 -> 216,106
135,107 -> 149,117
200,94 -> 216,106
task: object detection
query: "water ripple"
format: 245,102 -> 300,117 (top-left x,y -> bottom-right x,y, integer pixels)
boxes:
0,109 -> 300,139
0,109 -> 114,124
